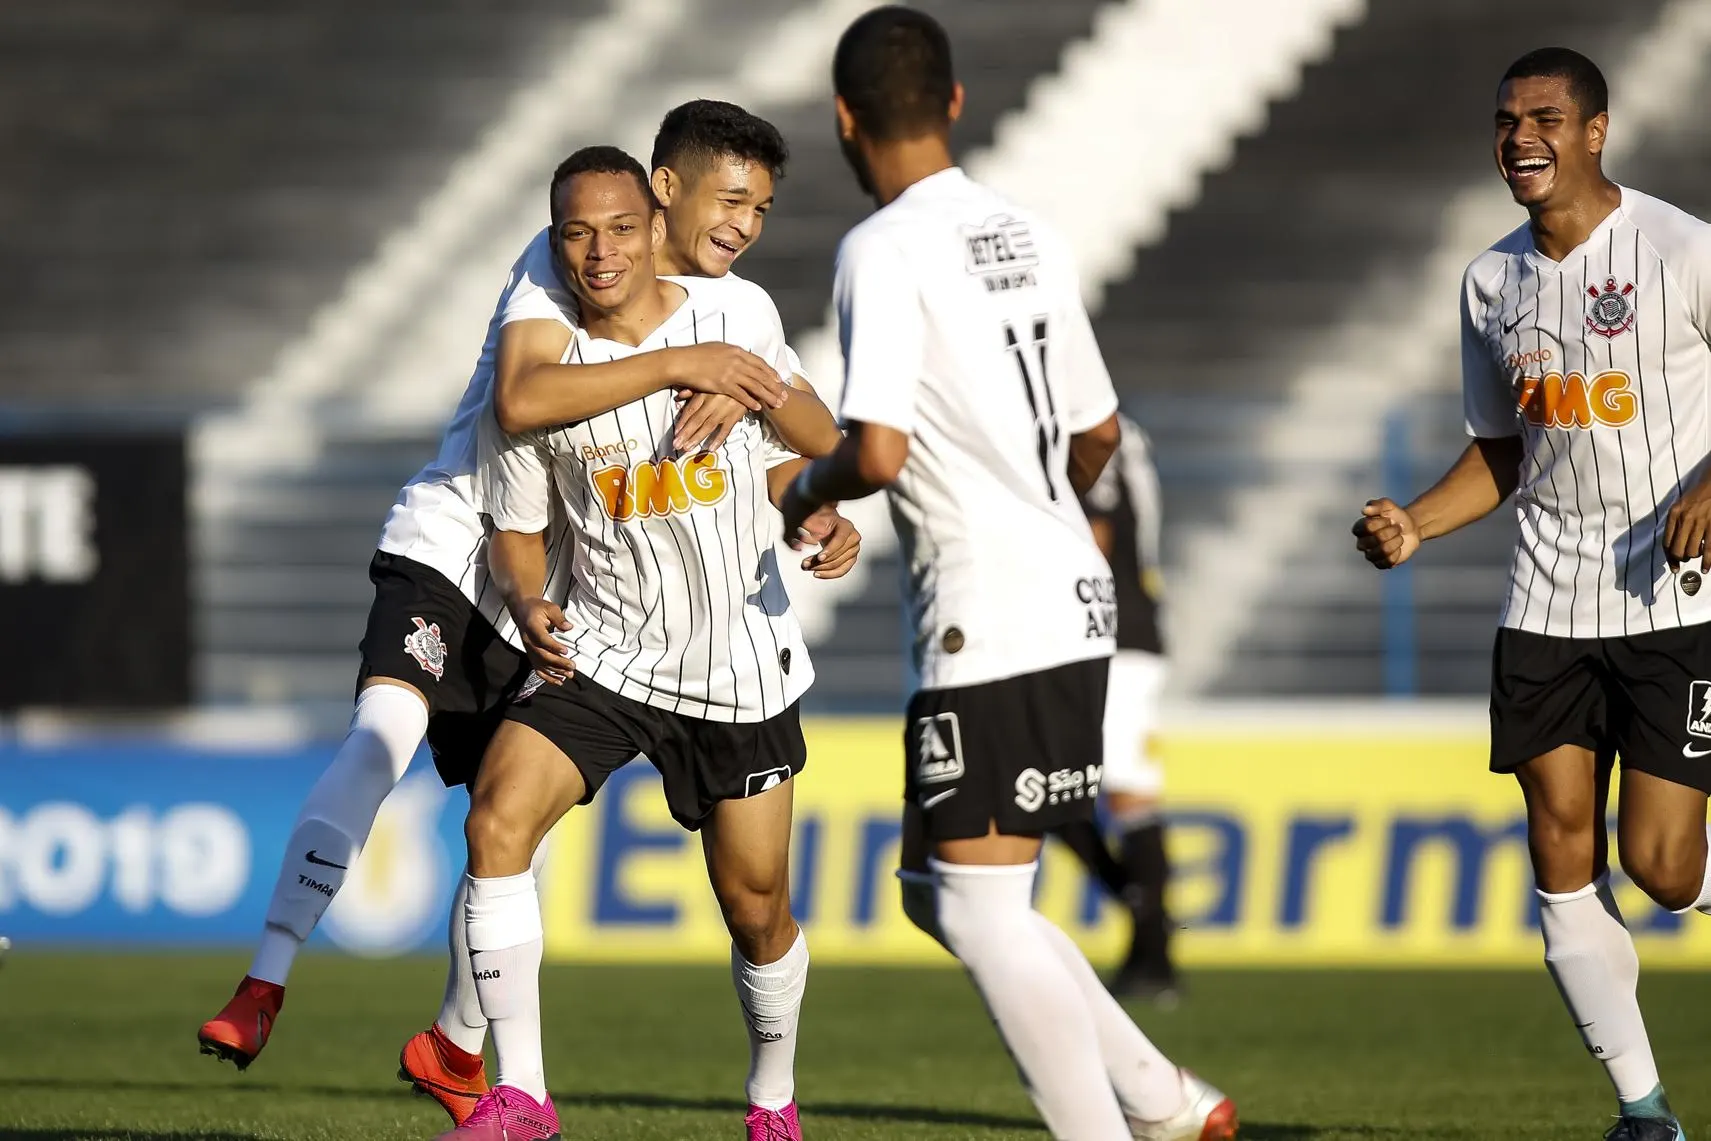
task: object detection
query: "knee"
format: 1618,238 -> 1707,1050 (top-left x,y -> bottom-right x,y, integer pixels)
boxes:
463,794 -> 542,877
1619,840 -> 1706,912
1526,798 -> 1602,891
720,880 -> 793,954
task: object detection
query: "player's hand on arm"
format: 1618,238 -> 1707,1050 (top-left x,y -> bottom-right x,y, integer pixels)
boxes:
798,508 -> 862,578
665,343 -> 788,412
487,528 -> 575,683
1352,436 -> 1522,569
672,391 -> 748,453
761,375 -> 843,459
1066,412 -> 1121,496
1664,470 -> 1711,571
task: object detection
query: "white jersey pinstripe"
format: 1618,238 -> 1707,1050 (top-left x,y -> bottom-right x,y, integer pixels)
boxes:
479,273 -> 812,722
1463,186 -> 1711,637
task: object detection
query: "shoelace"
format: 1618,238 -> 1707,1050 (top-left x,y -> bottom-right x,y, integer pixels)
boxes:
746,1109 -> 793,1141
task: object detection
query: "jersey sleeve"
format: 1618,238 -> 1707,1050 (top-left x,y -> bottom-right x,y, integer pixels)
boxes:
500,233 -> 579,329
782,343 -> 806,384
1461,266 -> 1517,438
476,405 -> 554,534
834,227 -> 925,433
1053,291 -> 1120,434
1659,215 -> 1711,345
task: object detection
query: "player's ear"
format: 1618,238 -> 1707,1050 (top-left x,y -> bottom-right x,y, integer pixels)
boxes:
834,95 -> 858,142
651,208 -> 667,251
650,167 -> 675,209
1586,110 -> 1609,157
947,83 -> 966,124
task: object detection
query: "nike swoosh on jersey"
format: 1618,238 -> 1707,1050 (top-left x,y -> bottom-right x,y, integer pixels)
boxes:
1502,309 -> 1535,333
920,789 -> 958,810
1681,743 -> 1711,759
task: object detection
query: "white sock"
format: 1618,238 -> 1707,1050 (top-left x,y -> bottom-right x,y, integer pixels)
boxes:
250,685 -> 427,984
437,841 -> 551,1055
932,859 -> 1129,1141
467,871 -> 546,1101
1539,879 -> 1659,1102
732,928 -> 809,1110
1671,824 -> 1711,916
1030,914 -> 1185,1122
901,867 -> 1184,1119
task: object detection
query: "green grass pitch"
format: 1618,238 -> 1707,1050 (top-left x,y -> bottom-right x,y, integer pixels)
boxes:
3,953 -> 1709,1139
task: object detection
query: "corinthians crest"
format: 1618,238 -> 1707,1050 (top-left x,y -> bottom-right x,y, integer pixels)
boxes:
403,616 -> 447,679
1585,277 -> 1636,339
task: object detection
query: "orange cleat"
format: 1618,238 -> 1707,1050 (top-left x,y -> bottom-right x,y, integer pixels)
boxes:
399,1025 -> 490,1126
197,976 -> 285,1070
1127,1070 -> 1238,1141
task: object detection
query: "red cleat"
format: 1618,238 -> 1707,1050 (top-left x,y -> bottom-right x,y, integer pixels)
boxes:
399,1025 -> 490,1125
1127,1070 -> 1238,1140
197,976 -> 284,1070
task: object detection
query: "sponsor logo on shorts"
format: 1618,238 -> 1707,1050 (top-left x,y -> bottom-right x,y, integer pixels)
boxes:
744,766 -> 792,797
914,713 -> 964,786
1014,764 -> 1104,813
403,616 -> 447,680
1687,681 -> 1711,739
920,788 -> 958,811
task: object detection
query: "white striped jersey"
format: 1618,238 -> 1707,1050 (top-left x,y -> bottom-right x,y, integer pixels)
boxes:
478,273 -> 813,722
835,167 -> 1119,692
1463,186 -> 1711,638
375,227 -> 577,650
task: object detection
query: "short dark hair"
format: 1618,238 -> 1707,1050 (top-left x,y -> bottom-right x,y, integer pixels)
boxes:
833,5 -> 955,140
650,100 -> 789,182
1501,47 -> 1608,118
549,145 -> 651,226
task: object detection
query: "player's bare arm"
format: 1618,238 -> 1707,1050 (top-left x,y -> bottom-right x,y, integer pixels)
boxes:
493,317 -> 787,435
1066,412 -> 1120,496
674,372 -> 843,456
486,526 -> 576,682
777,420 -> 908,547
1354,435 -> 1523,569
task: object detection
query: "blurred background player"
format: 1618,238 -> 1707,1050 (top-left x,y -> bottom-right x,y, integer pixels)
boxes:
783,8 -> 1234,1139
1052,411 -> 1178,1002
1356,47 -> 1711,1141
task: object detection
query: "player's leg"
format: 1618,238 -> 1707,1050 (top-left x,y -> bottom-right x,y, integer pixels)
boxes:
676,703 -> 810,1139
702,780 -> 809,1137
198,555 -> 458,1067
1496,629 -> 1669,1129
1100,650 -> 1175,999
441,678 -> 637,1140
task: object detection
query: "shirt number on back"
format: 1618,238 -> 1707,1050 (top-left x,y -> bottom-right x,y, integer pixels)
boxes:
1003,316 -> 1061,501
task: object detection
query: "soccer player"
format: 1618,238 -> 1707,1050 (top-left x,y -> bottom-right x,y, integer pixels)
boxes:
197,102 -> 843,1128
781,9 -> 1236,1140
445,146 -> 853,1141
1355,48 -> 1711,1141
1053,413 -> 1178,1002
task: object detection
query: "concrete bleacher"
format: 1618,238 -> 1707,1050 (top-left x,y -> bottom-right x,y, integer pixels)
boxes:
0,0 -> 597,416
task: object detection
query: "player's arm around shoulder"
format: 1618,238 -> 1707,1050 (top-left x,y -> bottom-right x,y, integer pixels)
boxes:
1067,413 -> 1120,497
493,317 -> 787,436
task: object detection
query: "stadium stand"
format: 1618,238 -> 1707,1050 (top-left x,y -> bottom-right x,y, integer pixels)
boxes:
0,0 -> 601,418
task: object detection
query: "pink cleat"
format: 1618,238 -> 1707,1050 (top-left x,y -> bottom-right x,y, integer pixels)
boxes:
434,1085 -> 561,1140
745,1102 -> 803,1141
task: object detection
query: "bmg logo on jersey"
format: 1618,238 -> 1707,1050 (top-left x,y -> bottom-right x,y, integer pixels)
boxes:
592,452 -> 728,522
1013,764 -> 1103,813
1515,370 -> 1637,430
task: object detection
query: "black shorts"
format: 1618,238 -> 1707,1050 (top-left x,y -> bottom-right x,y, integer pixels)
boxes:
503,672 -> 807,831
1490,624 -> 1711,793
356,551 -> 532,787
905,657 -> 1109,841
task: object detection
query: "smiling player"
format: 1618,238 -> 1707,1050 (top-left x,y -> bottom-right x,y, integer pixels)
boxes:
1356,47 -> 1711,1141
